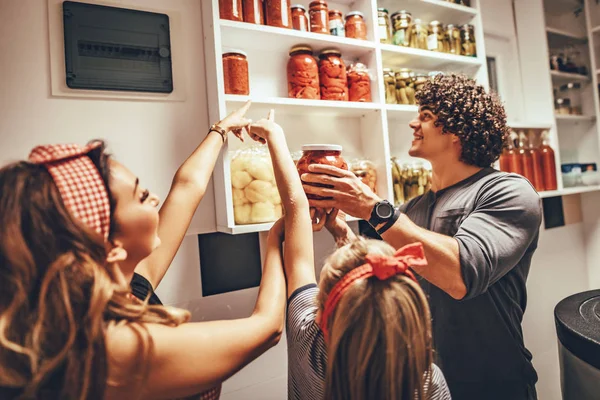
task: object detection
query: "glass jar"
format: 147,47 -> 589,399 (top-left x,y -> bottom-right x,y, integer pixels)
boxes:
345,11 -> 368,40
328,9 -> 345,36
446,24 -> 461,55
414,74 -> 429,93
395,68 -> 415,105
555,97 -> 571,115
350,159 -> 377,193
287,45 -> 320,99
409,19 -> 429,50
265,0 -> 292,29
347,63 -> 371,102
291,4 -> 308,31
297,144 -> 348,199
318,49 -> 348,101
243,0 -> 264,24
219,0 -> 243,21
383,68 -> 397,104
427,21 -> 445,52
223,50 -> 249,95
309,0 -> 329,34
460,24 -> 477,56
377,8 -> 392,44
391,11 -> 412,46
559,82 -> 582,115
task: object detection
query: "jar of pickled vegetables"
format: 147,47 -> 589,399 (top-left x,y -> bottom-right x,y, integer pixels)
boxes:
409,18 -> 429,50
345,11 -> 368,40
223,50 -> 249,95
291,4 -> 309,31
427,21 -> 446,52
347,63 -> 371,102
377,8 -> 392,44
265,0 -> 292,29
287,45 -> 320,99
219,0 -> 243,21
395,69 -> 415,105
384,68 -> 397,104
297,144 -> 348,199
391,10 -> 411,46
350,159 -> 377,193
414,74 -> 429,93
309,0 -> 329,34
328,9 -> 345,36
318,49 -> 348,101
243,0 -> 264,24
461,24 -> 477,56
446,24 -> 461,55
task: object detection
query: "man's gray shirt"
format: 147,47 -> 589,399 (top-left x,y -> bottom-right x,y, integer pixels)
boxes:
399,168 -> 542,400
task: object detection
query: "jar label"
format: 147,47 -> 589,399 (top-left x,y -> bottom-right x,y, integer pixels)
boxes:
329,20 -> 345,36
378,25 -> 389,41
427,34 -> 438,51
392,30 -> 406,46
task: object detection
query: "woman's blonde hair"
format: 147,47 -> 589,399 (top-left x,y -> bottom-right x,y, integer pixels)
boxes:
0,143 -> 188,399
317,238 -> 433,400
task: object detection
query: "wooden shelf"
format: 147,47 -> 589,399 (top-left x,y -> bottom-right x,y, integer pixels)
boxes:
380,43 -> 482,73
550,70 -> 590,85
219,20 -> 376,60
546,27 -> 587,47
225,95 -> 382,117
555,114 -> 597,122
539,185 -> 600,198
378,0 -> 477,26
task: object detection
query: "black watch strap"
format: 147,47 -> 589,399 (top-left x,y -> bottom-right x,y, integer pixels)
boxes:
376,207 -> 400,236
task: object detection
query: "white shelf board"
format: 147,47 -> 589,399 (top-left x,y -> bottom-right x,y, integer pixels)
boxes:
508,121 -> 553,130
539,185 -> 600,198
546,27 -> 587,47
225,95 -> 382,117
550,70 -> 591,85
220,215 -> 361,234
380,43 -> 482,72
555,114 -> 597,122
378,0 -> 477,26
219,20 -> 376,60
385,104 -> 419,119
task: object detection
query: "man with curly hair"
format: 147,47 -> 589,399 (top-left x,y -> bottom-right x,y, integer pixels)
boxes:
304,74 -> 542,400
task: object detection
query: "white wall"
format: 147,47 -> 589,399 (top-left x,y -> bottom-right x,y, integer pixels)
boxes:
0,0 -> 595,399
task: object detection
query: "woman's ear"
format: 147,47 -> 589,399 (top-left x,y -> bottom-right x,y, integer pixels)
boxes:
107,241 -> 128,264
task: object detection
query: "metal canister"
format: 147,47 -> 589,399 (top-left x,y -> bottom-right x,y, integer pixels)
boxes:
446,24 -> 461,54
391,10 -> 412,47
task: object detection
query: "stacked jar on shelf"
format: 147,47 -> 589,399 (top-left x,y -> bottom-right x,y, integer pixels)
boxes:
498,130 -> 558,191
219,0 -> 368,40
391,158 -> 432,205
377,8 -> 477,57
384,69 -> 442,105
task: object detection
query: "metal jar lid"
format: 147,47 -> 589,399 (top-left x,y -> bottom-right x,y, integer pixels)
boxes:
346,11 -> 364,19
222,48 -> 247,57
291,4 -> 306,11
302,144 -> 343,152
289,45 -> 313,55
319,48 -> 342,56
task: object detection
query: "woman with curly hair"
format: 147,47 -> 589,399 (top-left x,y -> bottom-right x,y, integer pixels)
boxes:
303,74 -> 542,400
0,102 -> 290,399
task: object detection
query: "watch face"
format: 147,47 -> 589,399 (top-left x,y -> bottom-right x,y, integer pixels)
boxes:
375,202 -> 394,219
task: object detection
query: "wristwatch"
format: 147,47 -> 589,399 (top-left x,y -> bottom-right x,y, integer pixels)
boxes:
209,123 -> 227,142
368,200 -> 399,235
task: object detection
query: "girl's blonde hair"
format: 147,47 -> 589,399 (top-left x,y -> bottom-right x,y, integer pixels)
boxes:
317,237 -> 433,400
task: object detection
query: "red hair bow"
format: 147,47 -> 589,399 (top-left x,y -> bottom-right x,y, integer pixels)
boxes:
29,142 -> 111,241
319,242 -> 428,342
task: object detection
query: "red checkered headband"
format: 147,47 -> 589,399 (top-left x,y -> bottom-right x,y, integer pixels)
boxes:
28,142 -> 111,241
318,242 -> 428,342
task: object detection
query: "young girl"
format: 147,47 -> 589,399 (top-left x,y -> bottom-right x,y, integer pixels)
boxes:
249,120 -> 452,400
0,103 -> 289,399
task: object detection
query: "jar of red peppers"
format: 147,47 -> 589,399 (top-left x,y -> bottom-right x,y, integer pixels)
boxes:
223,49 -> 249,95
328,9 -> 345,36
309,0 -> 329,34
318,49 -> 348,101
345,11 -> 368,40
291,4 -> 308,31
287,45 -> 320,99
297,144 -> 348,199
243,0 -> 264,24
347,63 -> 371,102
219,0 -> 243,21
265,0 -> 292,29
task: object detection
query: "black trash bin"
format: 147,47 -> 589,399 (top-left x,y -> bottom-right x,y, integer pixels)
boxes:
554,289 -> 600,400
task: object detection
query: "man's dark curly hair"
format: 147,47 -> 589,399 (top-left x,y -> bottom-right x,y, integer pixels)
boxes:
415,74 -> 509,168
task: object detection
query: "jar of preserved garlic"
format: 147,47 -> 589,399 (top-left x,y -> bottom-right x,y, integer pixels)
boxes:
223,49 -> 249,95
427,21 -> 446,52
219,0 -> 243,21
461,24 -> 477,56
318,49 -> 348,101
328,9 -> 345,36
287,45 -> 320,99
347,63 -> 371,102
243,0 -> 264,24
345,11 -> 368,40
377,8 -> 392,44
446,24 -> 461,55
291,4 -> 309,31
409,19 -> 429,50
391,10 -> 412,46
265,0 -> 292,29
309,0 -> 329,34
395,69 -> 415,105
383,68 -> 397,104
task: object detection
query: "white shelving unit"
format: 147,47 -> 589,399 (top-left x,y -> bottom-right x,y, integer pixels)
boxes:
203,0 -> 487,234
